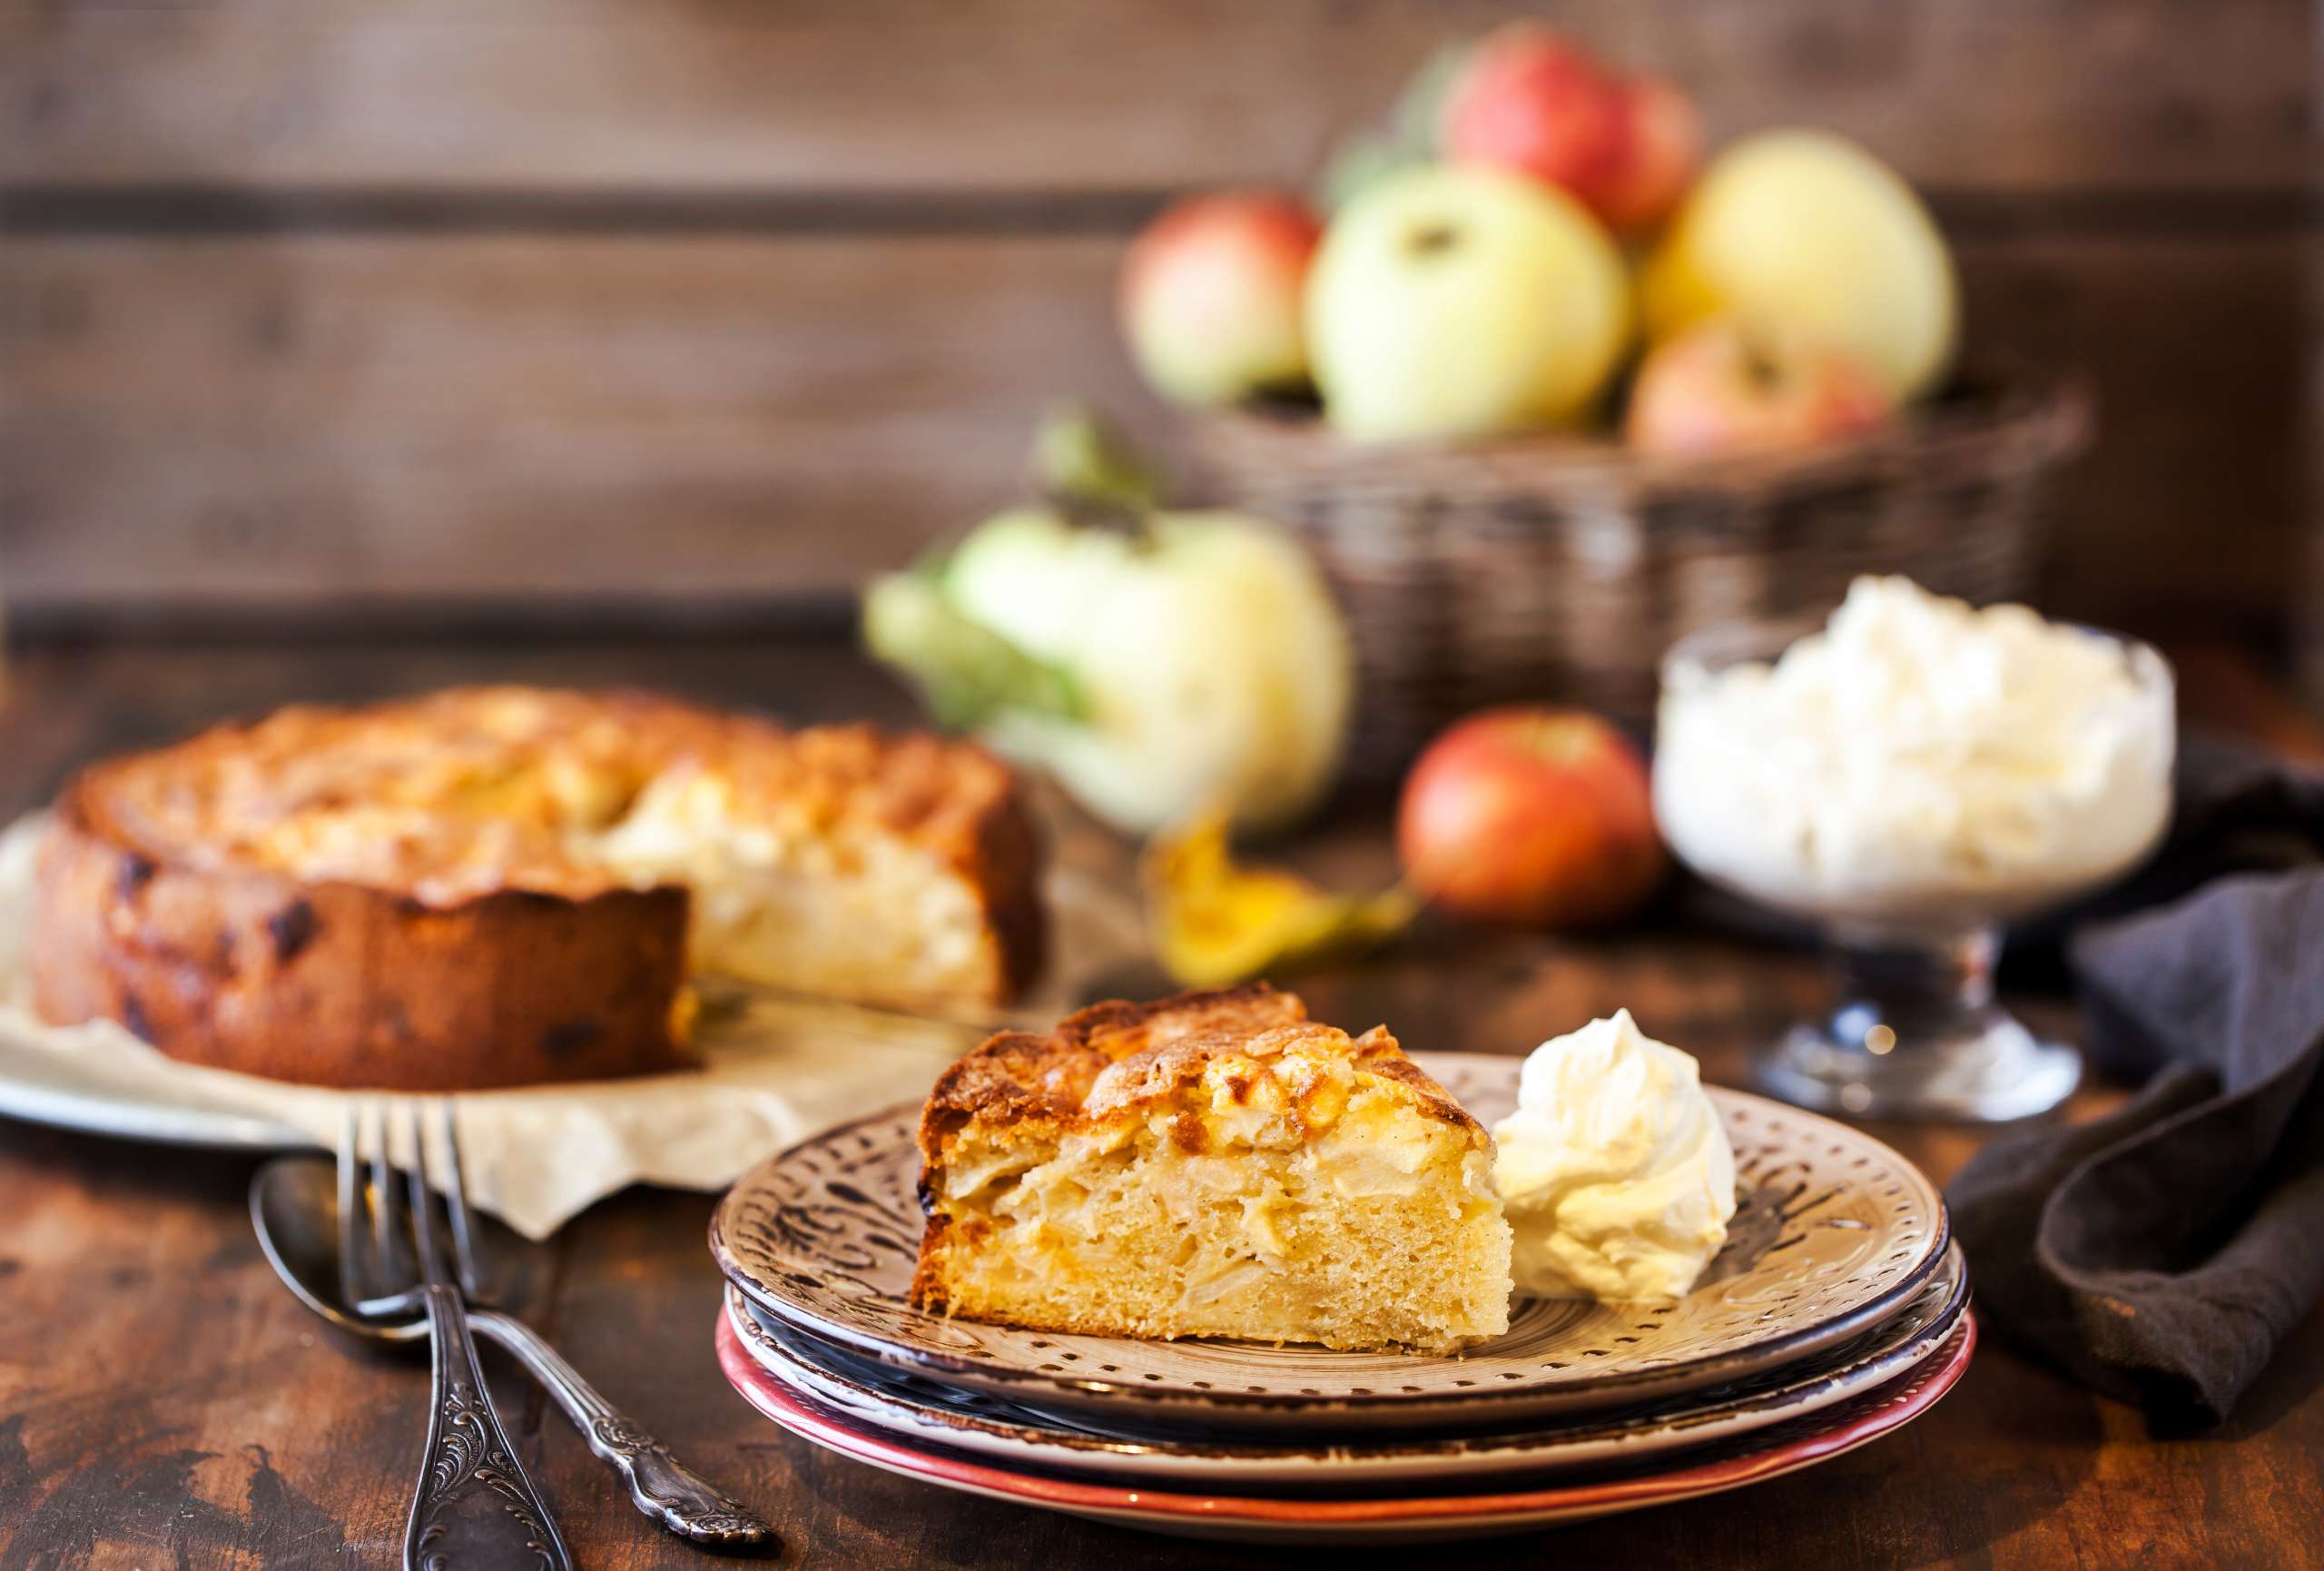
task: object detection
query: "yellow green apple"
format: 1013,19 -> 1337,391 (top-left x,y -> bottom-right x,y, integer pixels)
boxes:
1306,164 -> 1630,441
1641,131 -> 1959,400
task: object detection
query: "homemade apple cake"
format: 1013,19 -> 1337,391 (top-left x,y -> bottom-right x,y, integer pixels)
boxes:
31,687 -> 1043,1091
911,984 -> 1512,1355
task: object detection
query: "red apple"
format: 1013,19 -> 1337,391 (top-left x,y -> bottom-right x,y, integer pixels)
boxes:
1398,707 -> 1666,928
1594,76 -> 1702,233
1625,320 -> 1895,459
1441,28 -> 1628,215
1118,191 -> 1323,407
1440,27 -> 1700,233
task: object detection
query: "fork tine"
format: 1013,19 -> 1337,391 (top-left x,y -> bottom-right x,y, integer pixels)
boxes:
335,1103 -> 366,1309
436,1101 -> 484,1299
402,1100 -> 448,1289
369,1099 -> 399,1278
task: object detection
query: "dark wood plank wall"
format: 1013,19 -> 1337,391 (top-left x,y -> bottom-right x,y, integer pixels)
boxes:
1,0 -> 2318,640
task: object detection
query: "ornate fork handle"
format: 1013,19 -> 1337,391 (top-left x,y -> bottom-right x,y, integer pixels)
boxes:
409,1284 -> 573,1571
472,1308 -> 777,1553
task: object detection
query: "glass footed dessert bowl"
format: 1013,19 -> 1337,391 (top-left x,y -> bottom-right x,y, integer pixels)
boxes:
1653,578 -> 2176,1121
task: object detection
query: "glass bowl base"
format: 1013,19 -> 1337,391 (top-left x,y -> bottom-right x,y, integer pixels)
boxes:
1757,1013 -> 2082,1122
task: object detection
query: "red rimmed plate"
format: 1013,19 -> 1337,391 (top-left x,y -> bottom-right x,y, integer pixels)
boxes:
713,1307 -> 1975,1545
723,1243 -> 1969,1490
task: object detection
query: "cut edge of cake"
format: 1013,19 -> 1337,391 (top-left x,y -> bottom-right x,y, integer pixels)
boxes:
911,983 -> 1513,1355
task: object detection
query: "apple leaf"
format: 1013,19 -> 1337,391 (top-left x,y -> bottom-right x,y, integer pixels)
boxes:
1317,133 -> 1429,213
1145,811 -> 1419,989
1315,37 -> 1475,211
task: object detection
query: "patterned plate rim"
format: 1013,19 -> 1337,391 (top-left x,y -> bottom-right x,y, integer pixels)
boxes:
709,1056 -> 1951,1419
723,1248 -> 1970,1474
711,1309 -> 1978,1525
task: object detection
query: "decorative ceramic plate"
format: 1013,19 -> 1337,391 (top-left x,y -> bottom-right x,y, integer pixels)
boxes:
724,1241 -> 1968,1487
711,1052 -> 1950,1432
713,1309 -> 1977,1545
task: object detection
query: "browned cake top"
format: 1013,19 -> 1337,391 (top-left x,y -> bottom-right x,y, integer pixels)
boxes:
918,983 -> 1485,1161
61,686 -> 1021,904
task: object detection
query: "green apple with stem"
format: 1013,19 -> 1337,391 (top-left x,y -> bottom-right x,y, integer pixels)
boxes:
1305,164 -> 1630,441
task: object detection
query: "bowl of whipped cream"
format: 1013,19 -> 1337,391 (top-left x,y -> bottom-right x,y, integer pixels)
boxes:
1653,576 -> 2174,1121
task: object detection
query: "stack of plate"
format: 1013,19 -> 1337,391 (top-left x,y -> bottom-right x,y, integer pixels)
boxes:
708,1052 -> 1972,1545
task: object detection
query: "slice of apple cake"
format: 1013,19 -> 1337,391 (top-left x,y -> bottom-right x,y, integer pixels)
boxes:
911,984 -> 1512,1354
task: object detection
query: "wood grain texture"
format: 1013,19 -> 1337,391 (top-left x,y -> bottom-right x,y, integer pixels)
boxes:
1,0 -> 2317,637
2,231 -> 2309,635
4,0 -> 2316,195
0,638 -> 2321,1571
0,232 -> 1148,608
1959,233 -> 2313,629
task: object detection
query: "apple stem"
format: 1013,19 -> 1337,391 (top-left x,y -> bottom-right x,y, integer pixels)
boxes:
1029,404 -> 1166,541
1405,222 -> 1462,257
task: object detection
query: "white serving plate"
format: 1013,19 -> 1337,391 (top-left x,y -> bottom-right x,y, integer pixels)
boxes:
0,809 -> 1144,1163
0,1022 -> 314,1150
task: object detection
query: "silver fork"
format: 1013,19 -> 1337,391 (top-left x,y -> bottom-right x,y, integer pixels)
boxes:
339,1104 -> 775,1555
346,1100 -> 574,1571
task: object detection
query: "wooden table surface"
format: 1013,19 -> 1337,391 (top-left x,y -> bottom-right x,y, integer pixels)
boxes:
2,637 -> 2320,1571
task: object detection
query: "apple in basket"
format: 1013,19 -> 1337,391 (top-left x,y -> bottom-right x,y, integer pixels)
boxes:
1626,320 -> 1895,459
1642,130 -> 1960,401
1305,164 -> 1630,441
1439,23 -> 1702,234
1118,191 -> 1324,407
1398,707 -> 1666,928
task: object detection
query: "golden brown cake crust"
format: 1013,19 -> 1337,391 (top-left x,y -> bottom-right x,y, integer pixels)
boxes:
910,984 -> 1488,1314
916,983 -> 1481,1152
31,687 -> 1044,1092
55,687 -> 1031,903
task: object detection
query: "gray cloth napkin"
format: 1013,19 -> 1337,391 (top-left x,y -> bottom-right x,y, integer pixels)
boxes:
1948,742 -> 2324,1428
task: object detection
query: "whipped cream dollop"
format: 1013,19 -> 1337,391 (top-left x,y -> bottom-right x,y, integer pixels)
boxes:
1492,1011 -> 1737,1302
1654,576 -> 2174,930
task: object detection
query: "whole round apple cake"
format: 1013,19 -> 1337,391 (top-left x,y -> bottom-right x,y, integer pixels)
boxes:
31,687 -> 1044,1091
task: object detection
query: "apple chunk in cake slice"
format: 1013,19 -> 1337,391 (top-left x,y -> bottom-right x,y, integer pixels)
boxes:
911,984 -> 1512,1355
